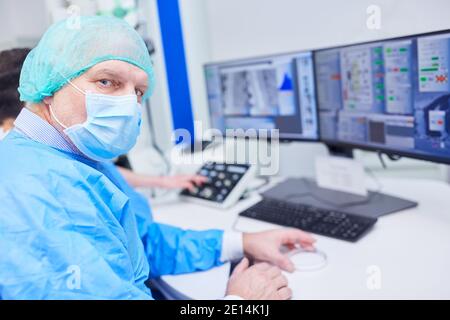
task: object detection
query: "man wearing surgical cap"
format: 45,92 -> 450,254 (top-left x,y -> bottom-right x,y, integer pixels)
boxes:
0,16 -> 315,300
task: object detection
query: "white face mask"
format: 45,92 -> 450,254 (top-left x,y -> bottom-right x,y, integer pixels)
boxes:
0,127 -> 10,141
49,81 -> 142,161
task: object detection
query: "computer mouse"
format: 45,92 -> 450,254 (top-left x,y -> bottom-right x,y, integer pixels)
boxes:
287,248 -> 327,272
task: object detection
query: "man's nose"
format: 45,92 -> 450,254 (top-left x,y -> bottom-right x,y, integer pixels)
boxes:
119,84 -> 137,96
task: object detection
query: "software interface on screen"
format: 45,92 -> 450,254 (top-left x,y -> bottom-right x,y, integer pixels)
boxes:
205,51 -> 319,140
315,32 -> 450,160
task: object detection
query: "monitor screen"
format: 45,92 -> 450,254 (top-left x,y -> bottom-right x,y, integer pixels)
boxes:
315,30 -> 450,164
204,51 -> 319,141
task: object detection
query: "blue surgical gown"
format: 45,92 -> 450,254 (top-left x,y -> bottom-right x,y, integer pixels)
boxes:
0,131 -> 224,299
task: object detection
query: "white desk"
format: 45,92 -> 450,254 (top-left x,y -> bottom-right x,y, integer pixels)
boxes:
151,178 -> 450,300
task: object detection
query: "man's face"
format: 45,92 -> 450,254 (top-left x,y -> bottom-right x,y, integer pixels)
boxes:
45,60 -> 149,129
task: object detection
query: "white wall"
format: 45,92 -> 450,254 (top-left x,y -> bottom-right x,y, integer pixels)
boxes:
204,0 -> 450,61
181,0 -> 450,179
0,1 -> 13,49
179,0 -> 212,130
0,0 -> 48,50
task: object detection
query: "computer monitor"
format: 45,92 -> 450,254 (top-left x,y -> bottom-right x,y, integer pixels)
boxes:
315,29 -> 450,164
204,51 -> 319,141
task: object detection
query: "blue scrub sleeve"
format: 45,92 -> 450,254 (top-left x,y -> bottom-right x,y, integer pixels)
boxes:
100,162 -> 227,279
141,222 -> 225,279
0,231 -> 151,300
0,177 -> 152,300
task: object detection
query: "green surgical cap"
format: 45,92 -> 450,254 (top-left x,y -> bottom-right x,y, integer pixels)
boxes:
19,15 -> 155,103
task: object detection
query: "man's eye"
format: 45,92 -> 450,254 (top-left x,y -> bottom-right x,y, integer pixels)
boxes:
98,79 -> 113,87
136,89 -> 144,97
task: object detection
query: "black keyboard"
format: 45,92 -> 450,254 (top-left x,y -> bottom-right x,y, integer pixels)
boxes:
239,198 -> 377,242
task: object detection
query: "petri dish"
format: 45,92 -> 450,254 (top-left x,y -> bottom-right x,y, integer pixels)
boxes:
288,248 -> 327,272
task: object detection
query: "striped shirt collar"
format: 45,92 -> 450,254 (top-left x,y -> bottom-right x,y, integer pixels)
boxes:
14,108 -> 83,156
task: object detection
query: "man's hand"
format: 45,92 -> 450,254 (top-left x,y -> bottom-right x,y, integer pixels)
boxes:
243,229 -> 316,273
159,175 -> 207,191
226,258 -> 292,300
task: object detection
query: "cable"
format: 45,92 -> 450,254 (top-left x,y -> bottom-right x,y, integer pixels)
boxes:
378,151 -> 387,169
387,154 -> 402,161
366,166 -> 383,193
378,151 -> 402,169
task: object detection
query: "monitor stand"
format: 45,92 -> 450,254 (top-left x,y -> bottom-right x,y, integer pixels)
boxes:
261,178 -> 418,219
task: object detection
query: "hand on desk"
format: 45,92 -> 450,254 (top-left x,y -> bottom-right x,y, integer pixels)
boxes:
157,175 -> 207,191
243,228 -> 316,273
118,166 -> 208,191
225,229 -> 315,300
226,258 -> 291,300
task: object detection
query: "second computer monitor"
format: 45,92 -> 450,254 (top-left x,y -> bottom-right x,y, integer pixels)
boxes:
204,51 -> 319,141
315,30 -> 450,164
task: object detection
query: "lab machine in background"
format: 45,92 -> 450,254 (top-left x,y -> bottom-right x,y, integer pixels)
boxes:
202,31 -> 450,241
182,51 -> 320,210
289,29 -> 450,224
247,30 -> 450,241
180,162 -> 255,209
204,50 -> 319,141
315,29 -> 450,164
203,50 -> 381,241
